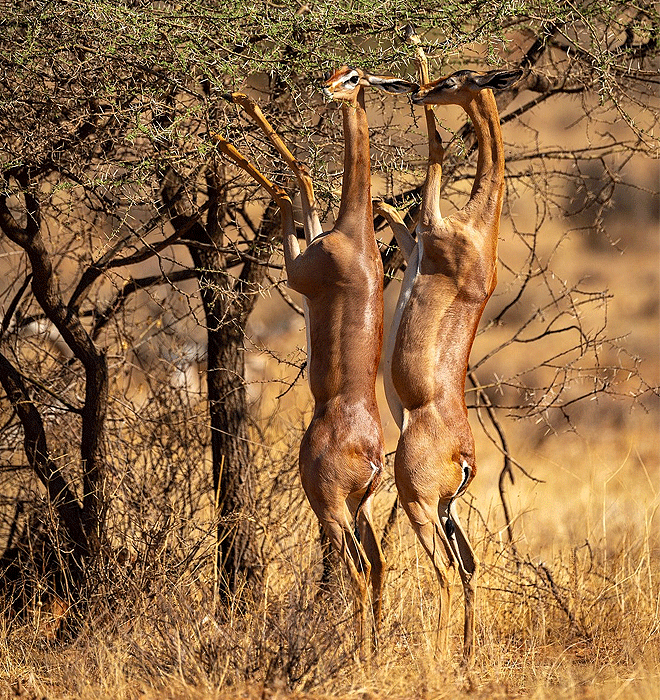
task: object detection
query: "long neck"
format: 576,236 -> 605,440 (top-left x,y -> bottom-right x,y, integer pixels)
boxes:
335,89 -> 372,230
463,89 -> 505,223
419,107 -> 445,226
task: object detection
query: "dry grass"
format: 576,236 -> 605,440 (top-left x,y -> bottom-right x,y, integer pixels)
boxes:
0,408 -> 657,700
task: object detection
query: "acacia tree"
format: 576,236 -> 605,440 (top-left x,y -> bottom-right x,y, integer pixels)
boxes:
0,0 -> 657,612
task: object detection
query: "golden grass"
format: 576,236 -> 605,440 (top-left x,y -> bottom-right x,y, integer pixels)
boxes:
1,409 -> 657,700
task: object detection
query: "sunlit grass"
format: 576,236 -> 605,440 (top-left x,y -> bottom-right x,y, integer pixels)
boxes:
1,409 -> 657,700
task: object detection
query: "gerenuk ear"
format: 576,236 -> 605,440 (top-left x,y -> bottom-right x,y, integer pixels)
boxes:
474,69 -> 523,92
365,74 -> 419,94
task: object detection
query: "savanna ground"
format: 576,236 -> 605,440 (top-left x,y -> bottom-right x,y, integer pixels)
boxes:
1,408 -> 658,700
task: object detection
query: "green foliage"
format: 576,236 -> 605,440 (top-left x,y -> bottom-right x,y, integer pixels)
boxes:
1,0 -> 656,206
3,0 -> 658,103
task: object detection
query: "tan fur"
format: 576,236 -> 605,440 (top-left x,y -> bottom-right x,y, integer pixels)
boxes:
216,72 -> 386,657
386,68 -> 520,664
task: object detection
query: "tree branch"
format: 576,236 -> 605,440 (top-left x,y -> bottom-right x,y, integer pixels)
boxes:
0,172 -> 107,548
0,351 -> 89,565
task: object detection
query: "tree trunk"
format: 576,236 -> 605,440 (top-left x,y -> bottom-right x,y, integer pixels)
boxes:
161,163 -> 281,597
0,352 -> 88,587
190,242 -> 262,596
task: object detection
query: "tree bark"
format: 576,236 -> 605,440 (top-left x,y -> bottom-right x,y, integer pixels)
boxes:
190,240 -> 261,595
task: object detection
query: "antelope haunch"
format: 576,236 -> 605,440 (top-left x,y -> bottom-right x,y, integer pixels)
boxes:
378,68 -> 522,664
215,67 -> 410,655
